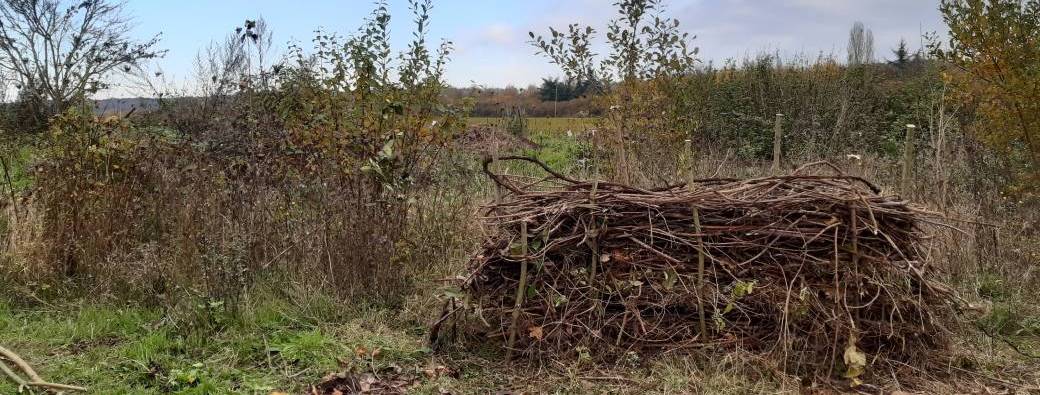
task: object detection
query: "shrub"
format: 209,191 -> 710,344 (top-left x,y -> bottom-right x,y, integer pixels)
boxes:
20,1 -> 474,308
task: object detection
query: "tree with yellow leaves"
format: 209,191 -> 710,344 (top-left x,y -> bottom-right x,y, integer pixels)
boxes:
935,0 -> 1040,191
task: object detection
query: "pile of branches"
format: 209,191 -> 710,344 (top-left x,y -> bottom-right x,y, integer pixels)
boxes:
448,156 -> 952,377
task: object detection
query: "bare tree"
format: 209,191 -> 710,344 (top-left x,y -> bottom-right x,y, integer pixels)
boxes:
847,21 -> 874,65
0,0 -> 163,119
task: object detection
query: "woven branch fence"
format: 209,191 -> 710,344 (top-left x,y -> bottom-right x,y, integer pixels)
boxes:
438,156 -> 952,378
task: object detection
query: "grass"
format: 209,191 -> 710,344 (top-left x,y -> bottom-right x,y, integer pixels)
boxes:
0,142 -> 34,193
470,116 -> 597,177
0,292 -> 437,394
13,290 -> 1033,394
0,290 -> 801,394
3,116 -> 1039,393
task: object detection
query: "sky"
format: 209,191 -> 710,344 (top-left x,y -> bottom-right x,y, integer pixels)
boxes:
112,0 -> 947,96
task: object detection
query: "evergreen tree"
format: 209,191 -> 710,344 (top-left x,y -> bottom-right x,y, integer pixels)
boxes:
890,38 -> 910,67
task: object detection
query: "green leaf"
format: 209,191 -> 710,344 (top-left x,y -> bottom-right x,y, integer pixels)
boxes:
553,293 -> 568,307
529,238 -> 543,252
732,280 -> 755,297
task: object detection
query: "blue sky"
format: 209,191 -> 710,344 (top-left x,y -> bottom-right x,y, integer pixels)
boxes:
116,0 -> 946,95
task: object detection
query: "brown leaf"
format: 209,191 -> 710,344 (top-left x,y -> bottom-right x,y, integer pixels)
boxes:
423,367 -> 438,379
528,325 -> 544,340
423,364 -> 451,380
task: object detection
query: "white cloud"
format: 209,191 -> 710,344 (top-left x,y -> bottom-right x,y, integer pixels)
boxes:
479,23 -> 516,46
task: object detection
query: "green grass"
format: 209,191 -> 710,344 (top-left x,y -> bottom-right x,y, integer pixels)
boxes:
0,293 -> 435,394
469,116 -> 598,177
0,142 -> 34,193
520,130 -> 590,174
0,292 -> 799,394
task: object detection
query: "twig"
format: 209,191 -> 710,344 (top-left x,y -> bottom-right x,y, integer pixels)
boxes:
0,345 -> 42,382
0,358 -> 27,387
1,345 -> 88,392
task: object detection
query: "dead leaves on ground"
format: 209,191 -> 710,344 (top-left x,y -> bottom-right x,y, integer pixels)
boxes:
306,364 -> 456,395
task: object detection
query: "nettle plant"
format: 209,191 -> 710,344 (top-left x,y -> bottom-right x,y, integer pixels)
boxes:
278,0 -> 465,198
529,0 -> 698,185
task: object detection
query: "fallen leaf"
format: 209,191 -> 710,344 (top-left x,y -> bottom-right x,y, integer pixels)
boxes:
528,326 -> 544,341
843,334 -> 867,380
662,268 -> 678,290
424,365 -> 451,379
423,368 -> 437,379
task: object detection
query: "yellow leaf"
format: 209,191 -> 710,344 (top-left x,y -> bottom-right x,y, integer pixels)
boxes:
843,334 -> 867,380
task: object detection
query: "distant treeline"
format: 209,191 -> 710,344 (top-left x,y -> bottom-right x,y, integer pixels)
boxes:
451,52 -> 944,159
445,84 -> 599,118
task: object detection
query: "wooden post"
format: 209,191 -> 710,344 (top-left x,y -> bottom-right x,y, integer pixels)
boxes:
505,220 -> 529,360
491,134 -> 502,204
900,124 -> 916,195
771,113 -> 784,174
683,138 -> 693,178
692,207 -> 707,336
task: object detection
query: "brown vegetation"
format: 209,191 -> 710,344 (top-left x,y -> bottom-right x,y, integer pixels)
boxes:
0,0 -> 1039,393
444,158 -> 952,381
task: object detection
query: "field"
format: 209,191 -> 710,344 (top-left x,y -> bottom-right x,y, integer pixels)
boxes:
468,117 -> 596,134
2,121 -> 1037,393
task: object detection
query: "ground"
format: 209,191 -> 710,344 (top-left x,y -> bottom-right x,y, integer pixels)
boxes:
0,293 -> 806,394
2,119 -> 1039,394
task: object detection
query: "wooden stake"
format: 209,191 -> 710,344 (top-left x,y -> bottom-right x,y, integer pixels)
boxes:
683,138 -> 693,177
692,207 -> 708,336
491,134 -> 502,204
900,124 -> 916,195
771,113 -> 784,174
505,220 -> 530,360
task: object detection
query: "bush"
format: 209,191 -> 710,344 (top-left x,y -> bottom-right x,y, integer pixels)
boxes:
16,1 -> 475,308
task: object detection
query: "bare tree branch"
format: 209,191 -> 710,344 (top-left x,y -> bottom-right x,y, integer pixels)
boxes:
0,0 -> 164,120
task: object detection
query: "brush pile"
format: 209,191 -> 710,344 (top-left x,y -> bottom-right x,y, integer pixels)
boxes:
456,156 -> 950,376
